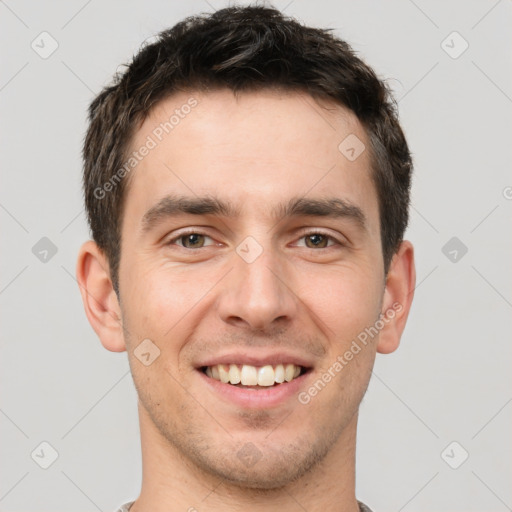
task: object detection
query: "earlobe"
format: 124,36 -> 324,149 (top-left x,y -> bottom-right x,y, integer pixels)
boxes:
76,240 -> 126,352
376,240 -> 416,354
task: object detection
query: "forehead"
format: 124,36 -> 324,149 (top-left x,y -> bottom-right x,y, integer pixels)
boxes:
123,88 -> 379,233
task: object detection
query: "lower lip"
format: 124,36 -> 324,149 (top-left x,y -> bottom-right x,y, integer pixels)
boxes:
197,370 -> 310,409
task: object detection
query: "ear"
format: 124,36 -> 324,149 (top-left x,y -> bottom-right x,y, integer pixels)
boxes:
376,240 -> 416,354
76,240 -> 126,352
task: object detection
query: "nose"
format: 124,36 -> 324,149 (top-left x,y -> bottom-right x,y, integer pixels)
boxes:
216,243 -> 298,332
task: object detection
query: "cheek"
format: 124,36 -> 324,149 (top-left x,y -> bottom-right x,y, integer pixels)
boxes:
121,262 -> 215,341
300,265 -> 383,338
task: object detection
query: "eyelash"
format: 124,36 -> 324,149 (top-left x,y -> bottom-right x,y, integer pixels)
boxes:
167,229 -> 343,250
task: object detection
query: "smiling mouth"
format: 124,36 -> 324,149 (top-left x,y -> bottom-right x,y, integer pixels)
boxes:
201,363 -> 309,388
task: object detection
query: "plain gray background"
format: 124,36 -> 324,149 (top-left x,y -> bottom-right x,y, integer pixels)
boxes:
1,0 -> 511,511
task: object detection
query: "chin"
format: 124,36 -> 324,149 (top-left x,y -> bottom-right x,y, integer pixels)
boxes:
185,435 -> 333,491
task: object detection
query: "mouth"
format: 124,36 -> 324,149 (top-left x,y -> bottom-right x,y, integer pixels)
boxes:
202,363 -> 310,389
195,352 -> 315,408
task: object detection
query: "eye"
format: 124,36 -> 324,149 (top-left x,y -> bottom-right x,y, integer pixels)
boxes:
167,230 -> 342,250
296,231 -> 340,249
169,231 -> 216,249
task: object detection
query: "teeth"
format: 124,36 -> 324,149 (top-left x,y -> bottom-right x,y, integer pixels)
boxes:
274,364 -> 285,383
284,363 -> 295,382
240,365 -> 258,385
229,364 -> 241,384
218,364 -> 230,383
258,365 -> 275,386
204,363 -> 303,386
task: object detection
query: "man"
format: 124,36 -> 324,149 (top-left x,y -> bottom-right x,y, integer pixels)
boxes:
76,5 -> 415,511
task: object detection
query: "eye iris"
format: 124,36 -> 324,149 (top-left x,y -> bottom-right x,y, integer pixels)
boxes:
182,233 -> 204,248
306,234 -> 328,248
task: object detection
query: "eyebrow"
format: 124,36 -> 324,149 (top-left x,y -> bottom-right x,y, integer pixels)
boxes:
141,194 -> 366,233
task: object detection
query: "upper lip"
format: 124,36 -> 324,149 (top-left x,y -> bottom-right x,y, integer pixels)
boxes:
195,350 -> 315,369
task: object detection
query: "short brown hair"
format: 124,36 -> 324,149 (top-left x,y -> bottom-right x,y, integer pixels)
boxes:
83,5 -> 413,294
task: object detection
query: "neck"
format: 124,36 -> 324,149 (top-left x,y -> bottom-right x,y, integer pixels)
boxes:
130,402 -> 360,512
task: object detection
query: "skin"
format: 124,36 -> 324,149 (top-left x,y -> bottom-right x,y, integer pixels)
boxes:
77,89 -> 415,512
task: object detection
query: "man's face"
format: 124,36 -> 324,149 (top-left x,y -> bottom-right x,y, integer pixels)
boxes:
118,89 -> 386,487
